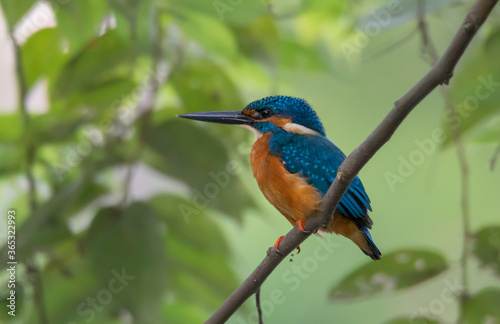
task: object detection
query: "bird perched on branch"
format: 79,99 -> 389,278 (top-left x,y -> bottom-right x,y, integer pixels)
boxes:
178,96 -> 381,260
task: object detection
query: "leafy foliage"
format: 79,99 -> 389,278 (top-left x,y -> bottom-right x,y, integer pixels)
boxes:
384,317 -> 441,324
472,226 -> 500,276
0,0 -> 499,323
86,203 -> 168,323
145,119 -> 253,218
330,249 -> 448,301
445,28 -> 500,145
464,289 -> 500,323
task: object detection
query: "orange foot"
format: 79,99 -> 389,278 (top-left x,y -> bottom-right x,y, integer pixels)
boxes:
274,236 -> 285,254
273,235 -> 301,254
297,219 -> 311,234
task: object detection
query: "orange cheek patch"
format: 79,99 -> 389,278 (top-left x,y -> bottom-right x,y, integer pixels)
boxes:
267,116 -> 291,127
242,109 -> 259,118
253,116 -> 291,127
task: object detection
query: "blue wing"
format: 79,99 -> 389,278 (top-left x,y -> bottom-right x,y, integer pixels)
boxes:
278,135 -> 372,226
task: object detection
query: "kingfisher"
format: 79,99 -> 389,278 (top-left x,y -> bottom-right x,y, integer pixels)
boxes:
178,96 -> 381,260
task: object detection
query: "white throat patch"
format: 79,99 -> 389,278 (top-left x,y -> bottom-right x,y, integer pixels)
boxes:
282,123 -> 320,136
238,125 -> 262,140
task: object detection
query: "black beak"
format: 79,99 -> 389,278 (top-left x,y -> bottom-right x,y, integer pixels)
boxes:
177,110 -> 254,126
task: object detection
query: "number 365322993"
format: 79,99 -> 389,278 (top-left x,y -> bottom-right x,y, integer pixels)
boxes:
7,210 -> 15,260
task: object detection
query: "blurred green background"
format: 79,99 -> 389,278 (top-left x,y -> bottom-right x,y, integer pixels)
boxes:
0,0 -> 499,323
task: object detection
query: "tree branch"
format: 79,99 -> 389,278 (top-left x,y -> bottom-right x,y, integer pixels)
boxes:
205,1 -> 498,322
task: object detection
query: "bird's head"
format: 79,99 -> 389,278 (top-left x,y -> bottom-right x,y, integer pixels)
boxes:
178,95 -> 325,138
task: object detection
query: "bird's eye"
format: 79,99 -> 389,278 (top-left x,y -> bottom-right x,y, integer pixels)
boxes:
260,108 -> 272,118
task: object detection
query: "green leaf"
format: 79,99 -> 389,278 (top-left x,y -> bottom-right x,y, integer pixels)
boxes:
330,249 -> 448,301
0,113 -> 23,142
106,0 -> 141,27
21,27 -> 65,89
40,240 -> 128,324
232,16 -> 279,63
0,175 -> 96,268
464,289 -> 500,323
467,114 -> 500,143
41,253 -> 101,323
384,317 -> 441,324
0,144 -> 23,177
0,0 -> 37,30
444,28 -> 500,144
28,110 -> 92,145
144,119 -> 253,219
149,195 -> 230,257
170,58 -> 243,113
472,226 -> 500,276
168,0 -> 265,25
109,0 -> 158,54
49,29 -> 137,114
145,120 -> 229,189
280,40 -> 330,71
54,0 -> 109,52
149,194 -> 239,312
174,11 -> 237,59
52,30 -> 134,103
64,77 -> 137,111
86,203 -> 168,323
66,182 -> 108,216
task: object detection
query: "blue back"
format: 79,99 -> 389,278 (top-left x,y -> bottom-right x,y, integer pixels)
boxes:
270,131 -> 372,224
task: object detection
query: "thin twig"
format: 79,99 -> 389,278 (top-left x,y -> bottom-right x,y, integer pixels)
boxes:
205,1 -> 498,323
362,27 -> 419,62
10,31 -> 48,324
490,143 -> 500,170
120,12 -> 165,209
27,261 -> 49,324
256,287 -> 263,324
12,39 -> 37,211
417,2 -> 472,322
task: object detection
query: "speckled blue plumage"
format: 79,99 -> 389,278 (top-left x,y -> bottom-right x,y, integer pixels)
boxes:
246,95 -> 373,227
281,135 -> 372,221
266,130 -> 373,227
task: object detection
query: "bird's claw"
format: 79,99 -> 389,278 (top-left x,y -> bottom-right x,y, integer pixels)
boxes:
274,235 -> 301,255
274,235 -> 285,254
297,220 -> 311,234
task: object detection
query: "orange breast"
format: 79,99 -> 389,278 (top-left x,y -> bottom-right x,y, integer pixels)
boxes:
250,133 -> 322,225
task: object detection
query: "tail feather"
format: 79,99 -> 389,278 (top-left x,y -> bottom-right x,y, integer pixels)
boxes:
325,212 -> 381,260
359,226 -> 381,260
